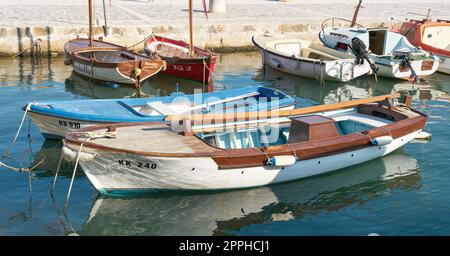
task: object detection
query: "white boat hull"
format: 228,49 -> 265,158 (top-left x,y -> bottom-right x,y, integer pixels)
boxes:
27,112 -> 104,139
436,55 -> 450,74
66,130 -> 421,194
259,48 -> 370,82
71,60 -> 136,84
374,56 -> 439,79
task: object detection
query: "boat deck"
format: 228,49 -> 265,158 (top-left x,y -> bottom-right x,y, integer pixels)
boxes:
65,39 -> 122,54
91,123 -> 219,154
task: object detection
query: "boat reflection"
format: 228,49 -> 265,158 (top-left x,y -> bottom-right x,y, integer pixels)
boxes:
255,65 -> 398,105
0,56 -> 71,87
30,140 -> 76,177
77,150 -> 420,235
257,65 -> 450,105
64,72 -> 213,99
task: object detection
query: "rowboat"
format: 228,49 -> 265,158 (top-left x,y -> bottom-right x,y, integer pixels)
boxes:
64,0 -> 165,87
80,151 -> 419,235
144,35 -> 216,83
143,1 -> 216,83
62,93 -> 427,194
318,18 -> 439,81
399,18 -> 450,75
26,86 -> 294,139
64,38 -> 165,85
252,33 -> 373,82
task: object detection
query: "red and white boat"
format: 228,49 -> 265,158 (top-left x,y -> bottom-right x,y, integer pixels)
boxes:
400,18 -> 450,74
144,35 -> 216,83
144,0 -> 217,83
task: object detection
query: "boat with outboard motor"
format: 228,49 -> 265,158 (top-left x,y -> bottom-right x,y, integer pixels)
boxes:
252,33 -> 374,82
318,18 -> 440,81
399,18 -> 450,75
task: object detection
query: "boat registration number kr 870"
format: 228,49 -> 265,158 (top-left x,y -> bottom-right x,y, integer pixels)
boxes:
58,120 -> 81,129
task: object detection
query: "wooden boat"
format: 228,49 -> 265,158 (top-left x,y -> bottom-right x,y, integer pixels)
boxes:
62,93 -> 428,194
143,1 -> 216,83
399,18 -> 450,75
64,0 -> 165,87
26,86 -> 294,139
319,19 -> 439,81
144,35 -> 216,83
252,33 -> 373,82
64,38 -> 165,85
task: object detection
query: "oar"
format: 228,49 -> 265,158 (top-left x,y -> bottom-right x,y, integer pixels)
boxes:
165,93 -> 401,124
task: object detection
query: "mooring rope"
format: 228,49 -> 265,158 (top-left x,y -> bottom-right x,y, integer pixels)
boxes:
64,137 -> 92,211
0,103 -> 34,159
0,158 -> 45,173
51,140 -> 65,193
202,59 -> 218,80
13,39 -> 42,57
124,34 -> 153,51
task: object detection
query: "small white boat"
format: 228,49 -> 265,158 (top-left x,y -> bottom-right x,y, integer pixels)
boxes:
252,33 -> 372,82
62,93 -> 427,194
319,18 -> 440,81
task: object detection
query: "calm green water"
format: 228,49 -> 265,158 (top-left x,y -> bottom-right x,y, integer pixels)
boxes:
0,53 -> 449,236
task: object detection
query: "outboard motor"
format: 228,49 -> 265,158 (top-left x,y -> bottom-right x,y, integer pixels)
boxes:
349,37 -> 378,75
394,49 -> 420,82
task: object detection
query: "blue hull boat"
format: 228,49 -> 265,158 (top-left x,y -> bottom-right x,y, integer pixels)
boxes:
25,86 -> 294,139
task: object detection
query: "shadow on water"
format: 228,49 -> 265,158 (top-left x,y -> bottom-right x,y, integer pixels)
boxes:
62,150 -> 419,236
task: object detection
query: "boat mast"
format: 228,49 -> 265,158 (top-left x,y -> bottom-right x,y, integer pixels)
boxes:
102,0 -> 108,36
88,0 -> 93,47
351,0 -> 363,27
189,0 -> 194,57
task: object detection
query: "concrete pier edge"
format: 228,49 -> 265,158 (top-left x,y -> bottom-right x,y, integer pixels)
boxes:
0,21 -> 395,56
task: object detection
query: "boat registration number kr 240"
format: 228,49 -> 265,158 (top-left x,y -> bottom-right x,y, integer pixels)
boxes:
118,160 -> 157,169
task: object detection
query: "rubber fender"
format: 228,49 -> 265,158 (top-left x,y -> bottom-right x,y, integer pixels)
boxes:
371,136 -> 393,146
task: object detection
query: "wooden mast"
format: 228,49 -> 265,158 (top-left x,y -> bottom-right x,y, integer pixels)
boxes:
188,0 -> 194,57
88,0 -> 93,47
351,0 -> 363,27
102,0 -> 108,36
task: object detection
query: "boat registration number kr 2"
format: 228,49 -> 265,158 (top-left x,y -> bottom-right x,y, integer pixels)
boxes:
172,65 -> 192,72
118,159 -> 157,169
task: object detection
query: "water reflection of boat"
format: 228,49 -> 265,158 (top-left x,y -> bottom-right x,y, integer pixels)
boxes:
255,65 -> 397,104
78,151 -> 420,235
30,140 -> 76,177
65,72 -> 212,99
390,80 -> 450,103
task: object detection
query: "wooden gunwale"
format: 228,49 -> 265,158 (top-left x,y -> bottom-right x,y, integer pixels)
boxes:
64,38 -> 125,55
71,47 -> 163,69
65,104 -> 426,168
165,93 -> 401,124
